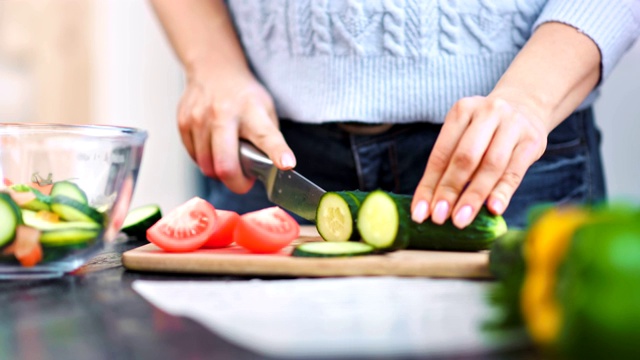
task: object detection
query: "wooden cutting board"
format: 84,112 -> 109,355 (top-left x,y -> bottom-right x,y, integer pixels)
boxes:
122,226 -> 492,278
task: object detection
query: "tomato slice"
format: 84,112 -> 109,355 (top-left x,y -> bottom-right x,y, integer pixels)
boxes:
234,206 -> 300,253
201,209 -> 240,249
146,197 -> 218,252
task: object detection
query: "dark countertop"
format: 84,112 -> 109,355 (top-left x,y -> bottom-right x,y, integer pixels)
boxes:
0,239 -> 536,360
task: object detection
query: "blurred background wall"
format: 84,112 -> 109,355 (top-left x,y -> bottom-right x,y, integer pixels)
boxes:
0,0 -> 638,212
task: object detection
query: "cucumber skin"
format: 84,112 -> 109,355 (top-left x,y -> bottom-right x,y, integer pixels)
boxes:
360,191 -> 508,251
50,195 -> 105,225
121,205 -> 162,238
316,190 -> 368,241
0,192 -> 23,248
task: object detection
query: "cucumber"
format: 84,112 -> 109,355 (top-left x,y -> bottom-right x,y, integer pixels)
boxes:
0,192 -> 22,248
315,190 -> 368,242
292,241 -> 375,258
121,204 -> 162,237
22,209 -> 102,246
357,190 -> 508,251
50,196 -> 105,224
50,180 -> 88,205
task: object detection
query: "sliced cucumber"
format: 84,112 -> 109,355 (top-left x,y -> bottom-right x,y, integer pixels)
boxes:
50,196 -> 104,224
121,204 -> 162,237
39,228 -> 101,247
0,192 -> 22,248
22,209 -> 102,246
357,191 -> 401,249
316,191 -> 368,242
292,241 -> 375,258
50,181 -> 88,205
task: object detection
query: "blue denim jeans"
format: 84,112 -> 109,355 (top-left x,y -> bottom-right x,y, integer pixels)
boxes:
201,108 -> 605,228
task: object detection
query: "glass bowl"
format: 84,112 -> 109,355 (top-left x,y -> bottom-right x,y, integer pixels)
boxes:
0,123 -> 147,279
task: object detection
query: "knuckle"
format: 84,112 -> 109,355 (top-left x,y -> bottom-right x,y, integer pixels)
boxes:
416,182 -> 436,197
501,169 -> 523,190
460,190 -> 486,209
177,117 -> 191,133
451,98 -> 473,119
428,149 -> 450,170
488,97 -> 511,113
482,152 -> 508,173
213,159 -> 239,181
438,182 -> 465,198
451,151 -> 476,171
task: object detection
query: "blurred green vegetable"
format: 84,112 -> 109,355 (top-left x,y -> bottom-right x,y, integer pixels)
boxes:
487,203 -> 640,358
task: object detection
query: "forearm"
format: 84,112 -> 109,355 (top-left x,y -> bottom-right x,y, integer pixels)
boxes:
149,0 -> 250,78
490,22 -> 601,132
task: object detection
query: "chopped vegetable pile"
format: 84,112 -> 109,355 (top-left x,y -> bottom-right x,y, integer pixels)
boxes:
0,179 -> 105,267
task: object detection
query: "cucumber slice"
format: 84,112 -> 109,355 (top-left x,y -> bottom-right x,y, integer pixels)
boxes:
0,192 -> 22,247
39,228 -> 101,247
316,191 -> 368,242
357,191 -> 401,249
50,196 -> 104,224
121,204 -> 162,237
50,181 -> 88,205
292,241 -> 375,258
22,210 -> 102,246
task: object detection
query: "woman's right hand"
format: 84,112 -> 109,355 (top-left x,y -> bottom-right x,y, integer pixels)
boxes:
177,67 -> 296,194
149,0 -> 295,194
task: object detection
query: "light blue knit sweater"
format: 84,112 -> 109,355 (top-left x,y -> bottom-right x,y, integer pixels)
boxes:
228,0 -> 640,124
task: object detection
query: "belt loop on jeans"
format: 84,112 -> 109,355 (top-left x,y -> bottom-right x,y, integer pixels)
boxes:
337,122 -> 393,135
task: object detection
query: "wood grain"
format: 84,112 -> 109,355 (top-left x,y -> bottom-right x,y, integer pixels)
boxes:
122,226 -> 492,279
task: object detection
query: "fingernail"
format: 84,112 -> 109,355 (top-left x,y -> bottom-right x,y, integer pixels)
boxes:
454,205 -> 473,229
431,200 -> 449,224
491,199 -> 504,214
412,200 -> 429,223
280,153 -> 296,168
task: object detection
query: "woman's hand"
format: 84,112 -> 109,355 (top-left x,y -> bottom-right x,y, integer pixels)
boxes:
150,0 -> 295,194
411,95 -> 548,229
411,22 -> 601,229
178,68 -> 295,194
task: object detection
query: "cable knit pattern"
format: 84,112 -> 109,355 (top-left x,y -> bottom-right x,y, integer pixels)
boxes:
438,0 -> 460,55
226,0 -> 640,124
383,0 -> 406,56
310,0 -> 332,55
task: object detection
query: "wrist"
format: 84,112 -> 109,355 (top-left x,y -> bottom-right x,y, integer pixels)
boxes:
488,86 -> 555,132
183,52 -> 252,83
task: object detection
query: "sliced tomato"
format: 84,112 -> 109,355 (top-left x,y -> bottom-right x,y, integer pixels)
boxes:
201,210 -> 240,249
2,178 -> 13,186
146,197 -> 218,252
234,206 -> 300,253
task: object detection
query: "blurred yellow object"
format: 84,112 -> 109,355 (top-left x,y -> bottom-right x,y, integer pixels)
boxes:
520,206 -> 589,346
36,210 -> 59,223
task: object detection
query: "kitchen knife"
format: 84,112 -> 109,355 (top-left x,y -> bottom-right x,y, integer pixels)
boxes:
239,140 -> 325,222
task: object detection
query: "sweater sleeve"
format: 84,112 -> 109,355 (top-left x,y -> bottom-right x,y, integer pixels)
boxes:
532,0 -> 640,82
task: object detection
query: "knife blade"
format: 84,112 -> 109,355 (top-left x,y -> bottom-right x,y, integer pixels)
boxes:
239,140 -> 325,222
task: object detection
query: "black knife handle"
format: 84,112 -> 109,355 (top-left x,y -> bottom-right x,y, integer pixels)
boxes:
239,140 -> 273,183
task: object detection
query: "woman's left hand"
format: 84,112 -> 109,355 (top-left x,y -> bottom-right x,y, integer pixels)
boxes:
411,95 -> 549,229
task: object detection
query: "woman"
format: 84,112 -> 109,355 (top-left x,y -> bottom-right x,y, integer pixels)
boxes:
150,0 -> 640,228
